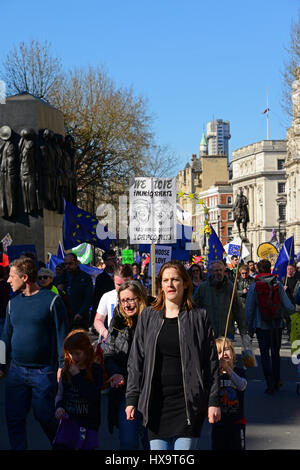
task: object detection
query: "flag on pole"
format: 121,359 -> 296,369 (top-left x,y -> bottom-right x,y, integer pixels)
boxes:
208,226 -> 225,263
272,235 -> 294,281
63,200 -> 115,251
49,253 -> 101,285
224,237 -> 250,260
56,240 -> 65,259
262,108 -> 270,114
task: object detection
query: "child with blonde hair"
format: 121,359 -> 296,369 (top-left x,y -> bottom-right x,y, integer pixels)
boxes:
211,337 -> 247,450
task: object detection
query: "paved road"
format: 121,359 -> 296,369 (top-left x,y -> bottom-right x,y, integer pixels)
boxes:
1,332 -> 300,450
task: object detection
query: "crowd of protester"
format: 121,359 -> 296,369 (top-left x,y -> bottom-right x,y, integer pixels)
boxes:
0,249 -> 299,451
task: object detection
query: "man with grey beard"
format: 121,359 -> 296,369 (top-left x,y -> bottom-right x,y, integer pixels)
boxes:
193,260 -> 247,340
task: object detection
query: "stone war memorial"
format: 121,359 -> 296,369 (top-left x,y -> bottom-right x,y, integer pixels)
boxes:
0,92 -> 77,262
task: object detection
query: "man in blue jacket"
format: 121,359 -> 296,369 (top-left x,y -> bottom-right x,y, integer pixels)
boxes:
57,253 -> 93,330
0,257 -> 69,450
245,259 -> 294,395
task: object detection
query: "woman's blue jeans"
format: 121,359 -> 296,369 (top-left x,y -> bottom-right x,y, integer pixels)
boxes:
150,437 -> 199,450
5,361 -> 58,450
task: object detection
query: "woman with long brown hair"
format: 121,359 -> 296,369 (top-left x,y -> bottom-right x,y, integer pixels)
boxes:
103,280 -> 149,450
125,260 -> 221,450
188,263 -> 203,295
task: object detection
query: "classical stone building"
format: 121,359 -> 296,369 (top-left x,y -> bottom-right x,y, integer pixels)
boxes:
285,70 -> 300,254
230,140 -> 287,260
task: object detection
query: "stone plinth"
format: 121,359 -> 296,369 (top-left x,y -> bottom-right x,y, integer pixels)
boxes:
0,93 -> 64,134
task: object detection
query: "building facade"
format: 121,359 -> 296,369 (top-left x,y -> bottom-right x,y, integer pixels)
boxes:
195,184 -> 234,246
206,119 -> 231,156
230,140 -> 287,260
177,122 -> 233,249
285,69 -> 300,254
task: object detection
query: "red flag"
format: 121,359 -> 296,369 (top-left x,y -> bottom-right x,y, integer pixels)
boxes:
0,252 -> 9,267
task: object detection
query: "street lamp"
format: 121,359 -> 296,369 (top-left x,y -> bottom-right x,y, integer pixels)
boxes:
278,218 -> 286,246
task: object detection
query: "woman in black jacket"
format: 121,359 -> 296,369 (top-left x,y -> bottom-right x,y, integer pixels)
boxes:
125,260 -> 221,451
103,280 -> 149,450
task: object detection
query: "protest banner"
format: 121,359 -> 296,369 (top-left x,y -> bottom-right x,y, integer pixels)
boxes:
129,177 -> 177,245
129,177 -> 177,297
148,245 -> 172,277
1,233 -> 12,252
122,249 -> 134,264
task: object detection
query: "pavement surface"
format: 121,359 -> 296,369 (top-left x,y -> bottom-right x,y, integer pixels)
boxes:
1,331 -> 300,451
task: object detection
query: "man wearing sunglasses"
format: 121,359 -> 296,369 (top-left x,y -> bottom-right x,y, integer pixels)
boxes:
56,253 -> 93,331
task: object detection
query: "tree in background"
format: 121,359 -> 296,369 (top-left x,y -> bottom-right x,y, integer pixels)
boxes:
51,66 -> 153,209
144,143 -> 177,178
1,40 -> 62,102
282,12 -> 300,119
1,41 -> 175,212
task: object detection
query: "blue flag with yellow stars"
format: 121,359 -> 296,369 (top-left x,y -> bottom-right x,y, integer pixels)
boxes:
63,200 -> 115,251
208,225 -> 225,263
272,235 -> 294,281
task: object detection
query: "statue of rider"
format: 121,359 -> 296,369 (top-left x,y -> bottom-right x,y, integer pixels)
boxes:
233,188 -> 249,239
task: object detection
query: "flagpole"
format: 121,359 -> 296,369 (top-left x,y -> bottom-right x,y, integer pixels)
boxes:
151,243 -> 156,297
267,93 -> 269,140
222,240 -> 243,355
284,234 -> 294,287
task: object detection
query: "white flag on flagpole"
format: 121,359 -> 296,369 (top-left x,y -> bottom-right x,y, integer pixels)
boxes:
224,237 -> 250,260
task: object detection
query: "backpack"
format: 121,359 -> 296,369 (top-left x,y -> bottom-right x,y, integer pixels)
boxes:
255,273 -> 282,322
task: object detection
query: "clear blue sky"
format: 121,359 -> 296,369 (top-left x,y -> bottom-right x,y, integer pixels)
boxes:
1,0 -> 299,174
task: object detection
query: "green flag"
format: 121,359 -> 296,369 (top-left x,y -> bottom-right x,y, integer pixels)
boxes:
72,243 -> 93,264
122,249 -> 134,264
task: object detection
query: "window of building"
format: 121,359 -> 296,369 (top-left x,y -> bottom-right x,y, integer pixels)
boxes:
278,182 -> 285,193
227,196 -> 232,204
278,205 -> 286,220
277,159 -> 285,170
227,211 -> 233,220
227,226 -> 233,238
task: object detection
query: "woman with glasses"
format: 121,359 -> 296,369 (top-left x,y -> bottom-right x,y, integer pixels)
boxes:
125,260 -> 220,451
236,265 -> 254,307
37,268 -> 59,295
188,263 -> 203,295
103,280 -> 150,450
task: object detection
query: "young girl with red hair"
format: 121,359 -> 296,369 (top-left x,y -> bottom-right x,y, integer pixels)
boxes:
53,329 -> 103,450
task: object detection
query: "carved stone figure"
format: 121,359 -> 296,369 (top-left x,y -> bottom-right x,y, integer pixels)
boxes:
0,123 -> 77,219
53,133 -> 65,213
0,126 -> 19,218
19,128 -> 38,213
65,134 -> 77,205
39,128 -> 57,210
233,188 -> 249,239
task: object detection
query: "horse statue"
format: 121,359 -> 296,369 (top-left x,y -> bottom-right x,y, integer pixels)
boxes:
233,189 -> 249,240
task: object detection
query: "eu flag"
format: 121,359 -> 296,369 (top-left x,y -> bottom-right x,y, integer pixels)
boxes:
63,200 -> 114,251
272,235 -> 294,281
208,226 -> 225,263
56,240 -> 65,259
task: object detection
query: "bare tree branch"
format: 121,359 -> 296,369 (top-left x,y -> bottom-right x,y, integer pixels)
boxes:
281,11 -> 300,119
